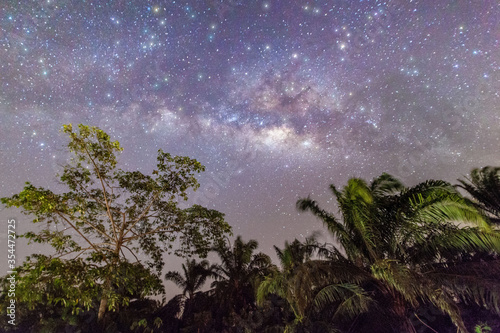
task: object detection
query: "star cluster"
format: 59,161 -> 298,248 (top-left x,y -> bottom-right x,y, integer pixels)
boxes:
1,0 -> 500,256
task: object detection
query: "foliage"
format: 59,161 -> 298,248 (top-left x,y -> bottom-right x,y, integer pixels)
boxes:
165,259 -> 215,300
3,133 -> 500,333
258,237 -> 324,326
474,323 -> 492,333
210,236 -> 274,329
296,173 -> 500,333
474,324 -> 491,333
0,124 -> 232,325
457,166 -> 500,224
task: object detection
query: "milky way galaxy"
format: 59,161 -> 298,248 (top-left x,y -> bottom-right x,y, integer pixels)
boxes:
1,0 -> 499,284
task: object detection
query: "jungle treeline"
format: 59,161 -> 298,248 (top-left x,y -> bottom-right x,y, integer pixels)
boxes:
1,125 -> 499,333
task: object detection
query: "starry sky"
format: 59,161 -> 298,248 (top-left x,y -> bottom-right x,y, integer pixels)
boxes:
1,0 -> 499,289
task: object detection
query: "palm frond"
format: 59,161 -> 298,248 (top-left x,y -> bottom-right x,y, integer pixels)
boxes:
415,199 -> 490,230
297,197 -> 353,251
370,173 -> 405,196
417,228 -> 500,259
164,271 -> 186,290
427,288 -> 468,333
256,273 -> 287,307
457,166 -> 500,221
369,259 -> 420,307
426,260 -> 500,315
313,283 -> 374,320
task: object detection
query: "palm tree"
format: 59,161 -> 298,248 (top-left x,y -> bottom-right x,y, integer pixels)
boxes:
457,166 -> 500,224
297,173 -> 500,333
211,236 -> 274,317
164,258 -> 216,327
257,239 -> 309,323
257,236 -> 342,331
165,259 -> 214,300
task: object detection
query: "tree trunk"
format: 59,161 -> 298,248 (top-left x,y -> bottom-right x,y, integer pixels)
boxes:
98,295 -> 108,324
98,264 -> 115,327
98,276 -> 111,328
391,295 -> 416,333
98,246 -> 120,327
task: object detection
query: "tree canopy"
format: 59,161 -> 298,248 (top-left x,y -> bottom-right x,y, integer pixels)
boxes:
1,124 -> 232,327
295,174 -> 500,332
1,125 -> 500,332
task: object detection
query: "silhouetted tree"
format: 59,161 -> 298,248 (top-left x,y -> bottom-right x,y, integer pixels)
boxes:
165,259 -> 215,300
211,236 -> 274,329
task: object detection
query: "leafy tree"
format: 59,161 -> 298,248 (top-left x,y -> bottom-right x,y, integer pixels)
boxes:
0,256 -> 98,332
457,166 -> 500,224
0,124 -> 232,327
297,173 -> 500,333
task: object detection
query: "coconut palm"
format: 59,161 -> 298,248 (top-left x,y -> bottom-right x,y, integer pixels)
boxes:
457,166 -> 500,224
297,173 -> 500,333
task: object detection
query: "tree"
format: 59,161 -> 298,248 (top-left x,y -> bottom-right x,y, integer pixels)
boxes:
0,253 -> 164,332
162,259 -> 217,332
297,173 -> 500,333
164,258 -> 215,325
257,236 -> 369,333
457,166 -> 500,224
165,259 -> 214,300
1,124 -> 232,326
211,236 -> 274,325
257,236 -> 319,329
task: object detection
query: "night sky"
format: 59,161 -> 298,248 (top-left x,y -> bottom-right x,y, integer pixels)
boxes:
1,0 -> 499,294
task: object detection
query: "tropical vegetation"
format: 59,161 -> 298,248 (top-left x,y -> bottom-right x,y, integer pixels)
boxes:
1,124 -> 499,332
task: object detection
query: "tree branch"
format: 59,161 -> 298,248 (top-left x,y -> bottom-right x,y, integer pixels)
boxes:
75,214 -> 114,242
53,247 -> 93,260
55,211 -> 110,265
83,144 -> 119,242
123,224 -> 181,242
122,244 -> 141,263
122,192 -> 160,238
73,175 -> 108,209
414,312 -> 439,333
